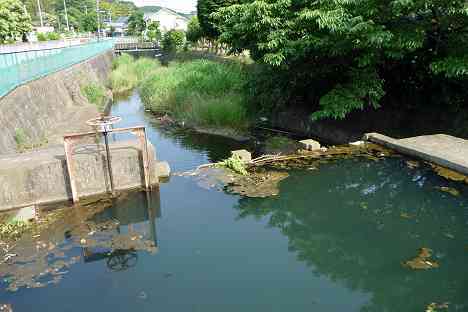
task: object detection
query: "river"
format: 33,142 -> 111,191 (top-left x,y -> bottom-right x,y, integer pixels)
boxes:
1,91 -> 468,312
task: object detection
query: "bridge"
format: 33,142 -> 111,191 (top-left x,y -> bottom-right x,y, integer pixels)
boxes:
113,37 -> 160,52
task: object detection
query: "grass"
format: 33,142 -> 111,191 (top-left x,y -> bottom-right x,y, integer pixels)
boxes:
14,128 -> 48,153
82,83 -> 106,112
110,54 -> 161,94
110,54 -> 251,132
139,59 -> 250,131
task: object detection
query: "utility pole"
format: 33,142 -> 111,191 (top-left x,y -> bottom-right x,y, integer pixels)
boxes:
96,0 -> 101,39
36,0 -> 44,27
63,0 -> 70,31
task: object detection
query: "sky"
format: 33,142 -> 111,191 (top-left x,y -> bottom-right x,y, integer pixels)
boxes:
131,0 -> 197,13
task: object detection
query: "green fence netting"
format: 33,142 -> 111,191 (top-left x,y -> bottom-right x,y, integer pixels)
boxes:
0,39 -> 114,97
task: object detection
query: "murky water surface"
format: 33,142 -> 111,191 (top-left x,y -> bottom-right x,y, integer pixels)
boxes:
1,92 -> 468,311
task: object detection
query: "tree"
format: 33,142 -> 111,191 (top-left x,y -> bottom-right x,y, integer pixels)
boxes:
197,0 -> 241,39
186,16 -> 202,44
214,0 -> 468,119
146,21 -> 161,42
0,0 -> 32,43
161,29 -> 186,53
80,13 -> 98,32
127,11 -> 146,36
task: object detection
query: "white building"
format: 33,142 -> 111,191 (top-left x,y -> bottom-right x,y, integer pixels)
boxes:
143,8 -> 189,32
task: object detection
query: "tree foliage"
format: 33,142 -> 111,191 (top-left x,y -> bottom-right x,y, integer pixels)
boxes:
186,16 -> 203,44
214,0 -> 468,119
21,0 -> 136,32
127,11 -> 146,36
146,21 -> 161,42
161,29 -> 186,53
0,0 -> 32,43
197,0 -> 242,38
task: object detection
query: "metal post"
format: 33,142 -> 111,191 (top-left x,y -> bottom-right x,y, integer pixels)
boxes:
36,0 -> 44,28
96,0 -> 101,40
103,131 -> 115,194
63,0 -> 70,31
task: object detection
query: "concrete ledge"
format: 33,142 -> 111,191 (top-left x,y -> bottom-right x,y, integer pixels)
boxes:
0,140 -> 169,211
364,132 -> 468,175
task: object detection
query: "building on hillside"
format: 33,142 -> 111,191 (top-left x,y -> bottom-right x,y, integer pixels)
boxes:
143,8 -> 189,32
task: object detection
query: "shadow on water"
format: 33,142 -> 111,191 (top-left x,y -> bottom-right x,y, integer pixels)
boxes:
235,157 -> 468,311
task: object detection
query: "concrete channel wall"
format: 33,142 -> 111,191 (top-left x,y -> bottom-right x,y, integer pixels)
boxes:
364,133 -> 468,175
0,51 -> 113,154
0,140 -> 170,211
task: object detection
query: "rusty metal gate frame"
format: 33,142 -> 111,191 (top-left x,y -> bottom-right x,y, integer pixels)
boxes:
63,126 -> 151,204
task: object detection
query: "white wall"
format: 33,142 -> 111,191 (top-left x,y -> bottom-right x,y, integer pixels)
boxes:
144,10 -> 188,32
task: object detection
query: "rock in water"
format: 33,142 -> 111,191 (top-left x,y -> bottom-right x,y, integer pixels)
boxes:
299,139 -> 321,151
231,150 -> 252,163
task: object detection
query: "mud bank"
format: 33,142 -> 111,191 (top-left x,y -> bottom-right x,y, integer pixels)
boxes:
0,51 -> 113,154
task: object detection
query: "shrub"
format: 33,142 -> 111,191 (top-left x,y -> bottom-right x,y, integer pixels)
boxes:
46,32 -> 60,40
161,30 -> 186,54
37,33 -> 47,41
14,128 -> 28,150
82,83 -> 106,111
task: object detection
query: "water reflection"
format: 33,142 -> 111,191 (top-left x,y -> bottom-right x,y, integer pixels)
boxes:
0,189 -> 161,291
234,158 -> 468,311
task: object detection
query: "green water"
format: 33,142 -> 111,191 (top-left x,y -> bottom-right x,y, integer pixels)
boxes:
1,92 -> 468,311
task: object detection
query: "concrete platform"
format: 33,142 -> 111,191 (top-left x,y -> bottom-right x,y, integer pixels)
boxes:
364,133 -> 468,175
0,140 -> 170,211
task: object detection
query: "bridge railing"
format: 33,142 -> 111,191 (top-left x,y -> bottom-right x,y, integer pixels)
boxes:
0,39 -> 114,98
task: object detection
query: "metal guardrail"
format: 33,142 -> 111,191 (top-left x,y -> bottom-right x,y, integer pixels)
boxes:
0,39 -> 114,98
0,37 -> 98,54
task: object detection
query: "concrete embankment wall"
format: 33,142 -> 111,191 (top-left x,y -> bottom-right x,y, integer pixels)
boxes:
0,51 -> 113,154
0,140 -> 170,211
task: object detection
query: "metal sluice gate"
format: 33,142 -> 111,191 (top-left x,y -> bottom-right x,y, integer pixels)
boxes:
63,115 -> 152,204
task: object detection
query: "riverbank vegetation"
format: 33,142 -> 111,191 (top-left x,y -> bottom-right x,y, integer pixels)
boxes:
196,0 -> 468,121
111,54 -> 250,132
109,54 -> 161,94
82,83 -> 106,112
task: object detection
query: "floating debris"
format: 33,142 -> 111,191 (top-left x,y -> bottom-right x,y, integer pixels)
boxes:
431,165 -> 468,183
443,233 -> 455,239
436,186 -> 460,197
226,170 -> 289,198
138,291 -> 148,300
0,304 -> 12,312
406,160 -> 420,169
403,247 -> 440,270
426,302 -> 449,312
400,213 -> 413,219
